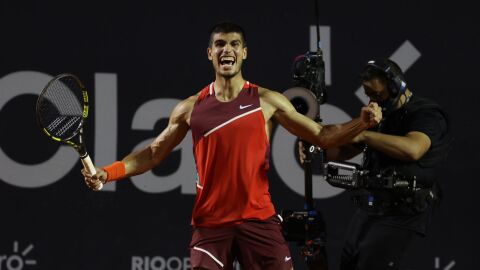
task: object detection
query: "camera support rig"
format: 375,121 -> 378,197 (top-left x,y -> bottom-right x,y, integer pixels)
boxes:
280,1 -> 329,269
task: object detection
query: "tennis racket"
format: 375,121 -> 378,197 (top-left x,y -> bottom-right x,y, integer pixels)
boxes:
36,73 -> 102,189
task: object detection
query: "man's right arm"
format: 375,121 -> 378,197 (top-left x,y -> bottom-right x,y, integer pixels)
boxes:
83,96 -> 196,190
122,99 -> 192,177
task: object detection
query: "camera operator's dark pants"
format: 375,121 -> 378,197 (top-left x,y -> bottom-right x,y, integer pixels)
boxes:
340,210 -> 417,270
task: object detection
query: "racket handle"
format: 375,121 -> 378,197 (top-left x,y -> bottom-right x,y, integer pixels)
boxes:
81,154 -> 97,175
81,154 -> 103,190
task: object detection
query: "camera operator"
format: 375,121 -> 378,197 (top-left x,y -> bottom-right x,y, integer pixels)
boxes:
301,58 -> 451,269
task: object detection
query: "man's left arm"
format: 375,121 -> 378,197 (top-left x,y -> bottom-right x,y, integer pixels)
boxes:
262,89 -> 381,149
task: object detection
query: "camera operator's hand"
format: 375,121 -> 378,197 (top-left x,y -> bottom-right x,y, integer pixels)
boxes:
361,102 -> 382,128
82,168 -> 107,191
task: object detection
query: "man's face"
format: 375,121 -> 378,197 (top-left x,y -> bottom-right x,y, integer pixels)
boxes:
362,77 -> 390,103
207,32 -> 247,78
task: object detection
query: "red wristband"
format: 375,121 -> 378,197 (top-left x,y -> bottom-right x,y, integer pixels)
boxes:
102,161 -> 126,182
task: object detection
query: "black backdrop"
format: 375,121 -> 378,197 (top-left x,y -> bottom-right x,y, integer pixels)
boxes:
1,0 -> 478,269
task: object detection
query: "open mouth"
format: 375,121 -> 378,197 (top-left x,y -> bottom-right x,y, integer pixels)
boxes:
219,56 -> 235,67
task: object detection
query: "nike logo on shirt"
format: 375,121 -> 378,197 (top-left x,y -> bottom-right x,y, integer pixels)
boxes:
239,104 -> 253,109
285,256 -> 292,262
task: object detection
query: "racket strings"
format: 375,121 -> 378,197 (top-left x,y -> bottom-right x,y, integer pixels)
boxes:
54,116 -> 82,137
48,77 -> 84,115
37,76 -> 85,140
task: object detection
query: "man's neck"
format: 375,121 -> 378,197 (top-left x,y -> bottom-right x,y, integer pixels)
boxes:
213,74 -> 245,101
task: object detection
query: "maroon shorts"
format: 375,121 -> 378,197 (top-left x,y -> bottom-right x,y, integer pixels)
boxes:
189,215 -> 293,270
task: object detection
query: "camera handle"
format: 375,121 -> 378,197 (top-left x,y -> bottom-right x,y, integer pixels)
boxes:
302,140 -> 314,210
298,138 -> 328,269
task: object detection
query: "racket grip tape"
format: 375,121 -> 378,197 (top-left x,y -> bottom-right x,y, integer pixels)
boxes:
81,154 -> 97,175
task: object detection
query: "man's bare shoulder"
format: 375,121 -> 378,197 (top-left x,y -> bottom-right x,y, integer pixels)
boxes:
257,86 -> 291,108
170,93 -> 199,124
185,93 -> 200,105
257,86 -> 274,95
258,86 -> 284,101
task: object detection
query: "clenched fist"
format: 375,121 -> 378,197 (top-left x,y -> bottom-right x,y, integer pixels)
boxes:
82,168 -> 108,191
360,102 -> 382,128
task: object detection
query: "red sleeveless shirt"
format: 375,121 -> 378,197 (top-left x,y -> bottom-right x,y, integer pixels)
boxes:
189,81 -> 275,227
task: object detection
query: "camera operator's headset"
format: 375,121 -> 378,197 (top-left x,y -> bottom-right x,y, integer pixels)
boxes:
363,58 -> 408,114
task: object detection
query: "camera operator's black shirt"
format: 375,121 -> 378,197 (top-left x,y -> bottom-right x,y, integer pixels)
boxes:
371,94 -> 449,186
361,94 -> 450,235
